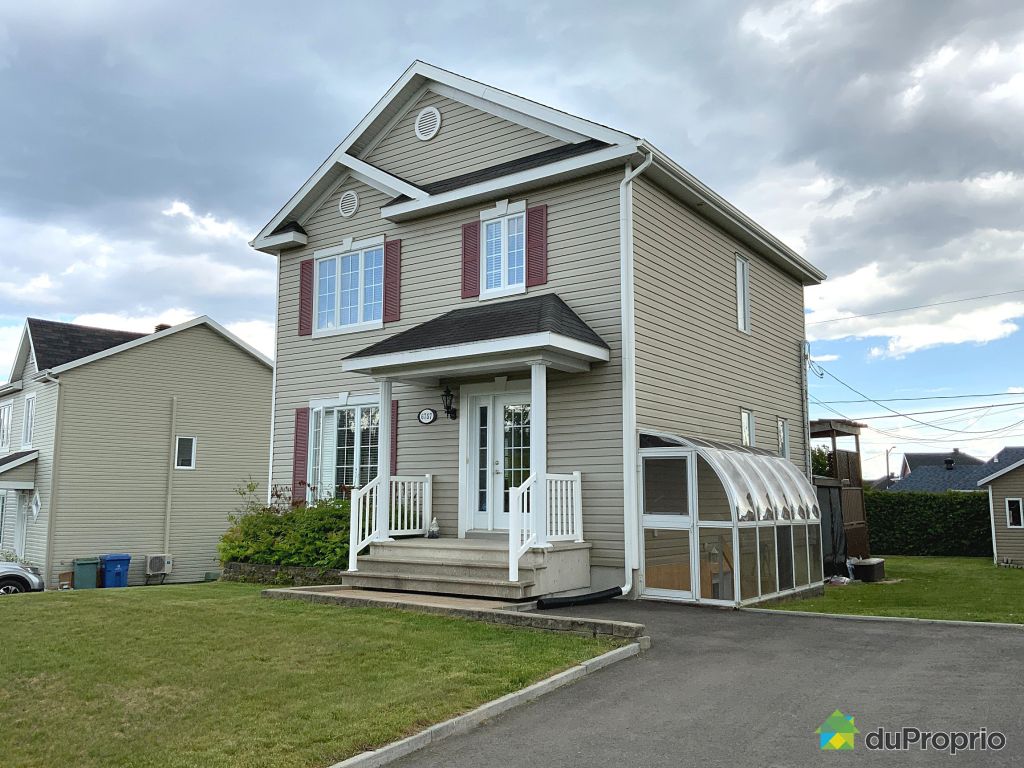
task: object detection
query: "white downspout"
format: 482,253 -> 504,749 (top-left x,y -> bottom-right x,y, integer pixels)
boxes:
617,149 -> 654,598
267,252 -> 281,504
163,396 -> 177,553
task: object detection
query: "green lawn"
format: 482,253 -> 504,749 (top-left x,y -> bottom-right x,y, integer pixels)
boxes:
772,556 -> 1024,624
0,582 -> 618,768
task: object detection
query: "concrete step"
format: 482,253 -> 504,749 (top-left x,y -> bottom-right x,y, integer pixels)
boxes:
357,554 -> 543,581
341,571 -> 536,600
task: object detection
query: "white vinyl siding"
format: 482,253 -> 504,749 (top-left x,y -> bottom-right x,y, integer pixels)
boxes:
736,254 -> 751,333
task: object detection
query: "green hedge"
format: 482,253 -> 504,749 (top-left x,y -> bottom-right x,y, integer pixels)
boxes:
218,497 -> 350,569
865,490 -> 992,557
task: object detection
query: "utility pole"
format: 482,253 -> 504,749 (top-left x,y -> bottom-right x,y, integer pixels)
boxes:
885,446 -> 896,487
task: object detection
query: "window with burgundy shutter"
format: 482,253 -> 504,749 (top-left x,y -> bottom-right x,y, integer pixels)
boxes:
383,239 -> 401,322
291,407 -> 310,505
461,221 -> 480,298
467,200 -> 548,300
298,260 -> 313,336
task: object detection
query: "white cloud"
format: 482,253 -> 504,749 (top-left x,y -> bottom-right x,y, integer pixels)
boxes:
810,353 -> 840,362
161,200 -> 249,241
225,319 -> 276,358
1007,386 -> 1024,394
0,324 -> 24,383
70,308 -> 196,333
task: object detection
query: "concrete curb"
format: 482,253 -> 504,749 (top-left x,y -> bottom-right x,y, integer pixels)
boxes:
743,606 -> 1024,630
327,642 -> 642,768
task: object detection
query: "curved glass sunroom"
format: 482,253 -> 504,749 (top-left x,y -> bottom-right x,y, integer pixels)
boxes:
639,432 -> 824,605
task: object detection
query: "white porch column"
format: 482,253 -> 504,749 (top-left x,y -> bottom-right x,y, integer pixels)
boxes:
376,378 -> 393,541
530,362 -> 549,547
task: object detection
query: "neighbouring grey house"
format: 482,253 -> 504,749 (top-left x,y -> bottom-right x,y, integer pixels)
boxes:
0,317 -> 272,586
250,61 -> 827,606
888,447 -> 1024,494
977,447 -> 1024,565
899,448 -> 983,479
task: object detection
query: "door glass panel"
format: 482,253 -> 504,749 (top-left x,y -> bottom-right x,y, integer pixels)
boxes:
699,528 -> 735,601
643,457 -> 689,516
477,405 -> 488,512
776,526 -> 794,591
759,528 -> 777,596
502,404 -> 530,514
644,529 -> 691,591
739,528 -> 758,600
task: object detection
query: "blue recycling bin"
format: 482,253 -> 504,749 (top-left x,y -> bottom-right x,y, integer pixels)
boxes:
99,554 -> 131,588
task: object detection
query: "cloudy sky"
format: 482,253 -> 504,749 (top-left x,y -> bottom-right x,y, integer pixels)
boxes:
1,0 -> 1022,477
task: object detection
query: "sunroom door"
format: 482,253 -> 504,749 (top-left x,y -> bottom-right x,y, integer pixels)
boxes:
640,451 -> 697,600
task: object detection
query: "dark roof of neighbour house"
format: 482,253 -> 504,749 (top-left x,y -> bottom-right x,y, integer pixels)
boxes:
270,220 -> 308,236
989,446 -> 1024,467
26,318 -> 147,371
0,450 -> 38,471
385,139 -> 610,204
346,293 -> 608,360
887,463 -> 991,493
902,449 -> 984,472
867,476 -> 896,491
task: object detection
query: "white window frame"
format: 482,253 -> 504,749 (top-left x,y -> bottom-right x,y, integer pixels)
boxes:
479,199 -> 527,300
328,403 -> 381,497
312,235 -> 386,337
174,435 -> 197,470
777,417 -> 789,458
21,393 -> 36,448
0,400 -> 12,451
735,254 -> 751,333
741,408 -> 755,447
308,407 -> 324,501
1007,498 -> 1023,529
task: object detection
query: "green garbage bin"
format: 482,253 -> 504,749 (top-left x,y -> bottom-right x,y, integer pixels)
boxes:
73,557 -> 99,590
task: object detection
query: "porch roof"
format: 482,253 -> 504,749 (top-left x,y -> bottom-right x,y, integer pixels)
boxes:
343,294 -> 610,383
0,450 -> 38,490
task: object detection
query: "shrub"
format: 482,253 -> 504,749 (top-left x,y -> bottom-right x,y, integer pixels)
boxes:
865,489 -> 992,557
218,481 -> 351,568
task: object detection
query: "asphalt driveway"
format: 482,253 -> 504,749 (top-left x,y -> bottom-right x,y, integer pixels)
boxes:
392,601 -> 1023,767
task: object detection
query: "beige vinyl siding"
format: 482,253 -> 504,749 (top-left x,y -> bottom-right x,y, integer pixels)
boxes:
362,90 -> 566,187
51,326 -> 271,586
0,351 -> 58,568
272,170 -> 626,566
632,176 -> 809,468
989,469 -> 1024,563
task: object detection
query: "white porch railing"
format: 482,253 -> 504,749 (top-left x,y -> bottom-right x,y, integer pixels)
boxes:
388,475 -> 432,536
348,474 -> 433,571
509,472 -> 583,580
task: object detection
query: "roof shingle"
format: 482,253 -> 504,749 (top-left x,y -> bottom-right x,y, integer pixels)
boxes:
27,318 -> 147,371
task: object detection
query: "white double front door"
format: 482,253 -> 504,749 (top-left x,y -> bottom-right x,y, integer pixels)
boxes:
466,392 -> 532,531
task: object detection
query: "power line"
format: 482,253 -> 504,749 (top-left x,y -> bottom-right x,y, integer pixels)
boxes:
847,401 -> 1024,420
807,288 -> 1024,326
817,392 -> 1024,404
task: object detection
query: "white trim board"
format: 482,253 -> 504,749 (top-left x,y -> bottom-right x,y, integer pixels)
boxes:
0,450 -> 39,474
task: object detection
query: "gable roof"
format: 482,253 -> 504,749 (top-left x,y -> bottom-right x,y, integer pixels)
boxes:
250,61 -> 825,286
888,463 -> 990,493
27,318 -> 148,371
903,449 -> 984,473
346,293 -> 608,361
977,448 -> 1024,486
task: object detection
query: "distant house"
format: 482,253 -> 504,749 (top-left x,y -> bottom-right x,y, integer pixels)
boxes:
887,463 -> 990,493
0,317 -> 272,587
977,447 -> 1024,565
899,448 -> 983,478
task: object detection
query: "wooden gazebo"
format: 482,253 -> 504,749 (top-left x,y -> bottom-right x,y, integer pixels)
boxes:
809,419 -> 869,559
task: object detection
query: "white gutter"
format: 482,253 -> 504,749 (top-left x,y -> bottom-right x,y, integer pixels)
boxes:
617,151 -> 654,599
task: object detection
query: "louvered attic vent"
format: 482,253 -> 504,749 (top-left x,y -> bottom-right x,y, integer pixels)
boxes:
414,106 -> 442,141
338,189 -> 359,218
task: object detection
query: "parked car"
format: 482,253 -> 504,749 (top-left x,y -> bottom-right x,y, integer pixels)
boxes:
0,561 -> 45,594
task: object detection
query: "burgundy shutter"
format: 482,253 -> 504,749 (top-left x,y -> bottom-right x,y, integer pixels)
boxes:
461,221 -> 480,298
383,239 -> 401,323
390,399 -> 399,472
291,407 -> 310,505
298,259 -> 314,336
526,204 -> 548,287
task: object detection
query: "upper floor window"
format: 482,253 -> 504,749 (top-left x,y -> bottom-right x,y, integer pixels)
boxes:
0,401 -> 11,450
777,417 -> 789,458
741,408 -> 754,447
481,201 -> 526,299
735,254 -> 751,333
175,436 -> 197,469
22,393 -> 35,448
314,241 -> 384,333
1008,498 -> 1023,529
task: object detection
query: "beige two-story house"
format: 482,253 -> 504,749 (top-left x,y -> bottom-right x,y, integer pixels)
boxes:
252,61 -> 827,606
0,317 -> 272,587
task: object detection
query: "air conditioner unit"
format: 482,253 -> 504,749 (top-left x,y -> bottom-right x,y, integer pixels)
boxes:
145,553 -> 173,575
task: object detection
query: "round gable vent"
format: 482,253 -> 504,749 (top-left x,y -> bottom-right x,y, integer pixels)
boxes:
338,189 -> 359,218
414,106 -> 442,141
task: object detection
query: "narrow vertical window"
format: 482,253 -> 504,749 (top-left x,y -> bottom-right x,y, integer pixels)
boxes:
480,209 -> 526,297
0,401 -> 12,449
174,436 -> 197,469
741,408 -> 754,447
316,258 -> 337,330
309,408 -> 323,499
777,417 -> 789,458
22,394 -> 35,448
1008,499 -> 1023,529
736,254 -> 751,332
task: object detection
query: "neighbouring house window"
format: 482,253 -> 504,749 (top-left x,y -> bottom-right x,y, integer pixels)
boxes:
735,254 -> 751,332
1008,498 -> 1023,529
309,408 -> 323,499
777,417 -> 789,458
481,206 -> 526,298
30,491 -> 40,521
741,408 -> 754,447
22,393 -> 35,447
334,405 -> 380,497
175,436 -> 197,469
0,401 -> 12,449
314,244 -> 384,332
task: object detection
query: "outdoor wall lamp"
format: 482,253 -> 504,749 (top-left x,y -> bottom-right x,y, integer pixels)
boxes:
441,386 -> 457,420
